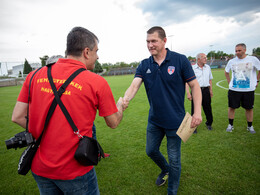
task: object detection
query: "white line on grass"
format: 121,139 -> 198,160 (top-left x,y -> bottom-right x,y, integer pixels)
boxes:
216,80 -> 260,95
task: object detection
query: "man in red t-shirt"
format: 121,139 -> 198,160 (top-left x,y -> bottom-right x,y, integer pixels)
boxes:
12,27 -> 123,195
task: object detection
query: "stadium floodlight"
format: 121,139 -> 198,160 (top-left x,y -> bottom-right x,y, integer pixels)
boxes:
209,45 -> 214,64
168,35 -> 174,50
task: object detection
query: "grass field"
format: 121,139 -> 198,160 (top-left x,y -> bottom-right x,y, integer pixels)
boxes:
0,69 -> 259,195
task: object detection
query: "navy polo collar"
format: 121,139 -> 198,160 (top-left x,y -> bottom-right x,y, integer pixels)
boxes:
149,48 -> 171,65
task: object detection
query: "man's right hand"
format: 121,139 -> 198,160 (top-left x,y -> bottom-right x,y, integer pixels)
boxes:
187,93 -> 192,101
122,97 -> 129,111
104,97 -> 124,129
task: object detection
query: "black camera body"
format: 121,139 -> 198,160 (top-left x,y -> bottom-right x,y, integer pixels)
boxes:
5,131 -> 35,149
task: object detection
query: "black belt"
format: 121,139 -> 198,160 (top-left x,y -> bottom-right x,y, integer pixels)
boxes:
201,86 -> 209,90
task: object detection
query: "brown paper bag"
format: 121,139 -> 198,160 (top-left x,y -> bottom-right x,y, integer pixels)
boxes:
176,112 -> 196,143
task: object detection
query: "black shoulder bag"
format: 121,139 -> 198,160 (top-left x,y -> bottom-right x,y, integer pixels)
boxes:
18,66 -> 86,175
47,65 -> 104,166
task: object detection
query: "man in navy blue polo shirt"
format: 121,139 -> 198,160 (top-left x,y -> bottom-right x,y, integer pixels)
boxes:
123,26 -> 202,195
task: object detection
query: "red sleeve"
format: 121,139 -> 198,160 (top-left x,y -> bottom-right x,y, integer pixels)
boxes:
97,79 -> 118,117
17,72 -> 33,103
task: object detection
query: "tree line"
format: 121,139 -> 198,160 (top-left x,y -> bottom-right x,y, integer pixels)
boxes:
22,47 -> 260,74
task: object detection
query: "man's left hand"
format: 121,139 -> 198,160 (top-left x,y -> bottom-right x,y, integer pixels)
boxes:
190,113 -> 202,128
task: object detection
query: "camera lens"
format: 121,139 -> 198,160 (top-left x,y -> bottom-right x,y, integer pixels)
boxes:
5,139 -> 15,149
5,131 -> 35,150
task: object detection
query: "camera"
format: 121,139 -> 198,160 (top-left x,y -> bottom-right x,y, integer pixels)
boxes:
5,131 -> 35,149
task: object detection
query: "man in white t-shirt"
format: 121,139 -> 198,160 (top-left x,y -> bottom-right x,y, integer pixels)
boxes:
225,43 -> 260,134
186,53 -> 213,133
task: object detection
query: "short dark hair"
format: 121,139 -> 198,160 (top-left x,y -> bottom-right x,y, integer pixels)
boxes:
66,27 -> 99,57
236,43 -> 246,49
147,26 -> 166,40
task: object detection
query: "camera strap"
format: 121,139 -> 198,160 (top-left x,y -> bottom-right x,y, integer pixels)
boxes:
47,65 -> 86,134
27,65 -> 85,146
47,65 -> 105,160
26,67 -> 43,132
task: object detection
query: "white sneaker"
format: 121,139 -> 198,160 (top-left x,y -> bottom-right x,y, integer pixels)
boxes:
226,124 -> 234,132
247,126 -> 256,134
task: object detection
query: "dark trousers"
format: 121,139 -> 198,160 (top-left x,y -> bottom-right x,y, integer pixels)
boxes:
191,87 -> 213,126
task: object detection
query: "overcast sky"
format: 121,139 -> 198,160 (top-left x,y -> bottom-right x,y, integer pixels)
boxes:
0,0 -> 260,73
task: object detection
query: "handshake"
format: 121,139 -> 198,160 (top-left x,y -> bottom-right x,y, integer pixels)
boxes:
116,97 -> 130,112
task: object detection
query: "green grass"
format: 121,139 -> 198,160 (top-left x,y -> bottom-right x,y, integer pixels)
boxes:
0,69 -> 259,194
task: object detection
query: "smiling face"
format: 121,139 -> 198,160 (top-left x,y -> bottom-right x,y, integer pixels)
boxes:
146,32 -> 166,57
